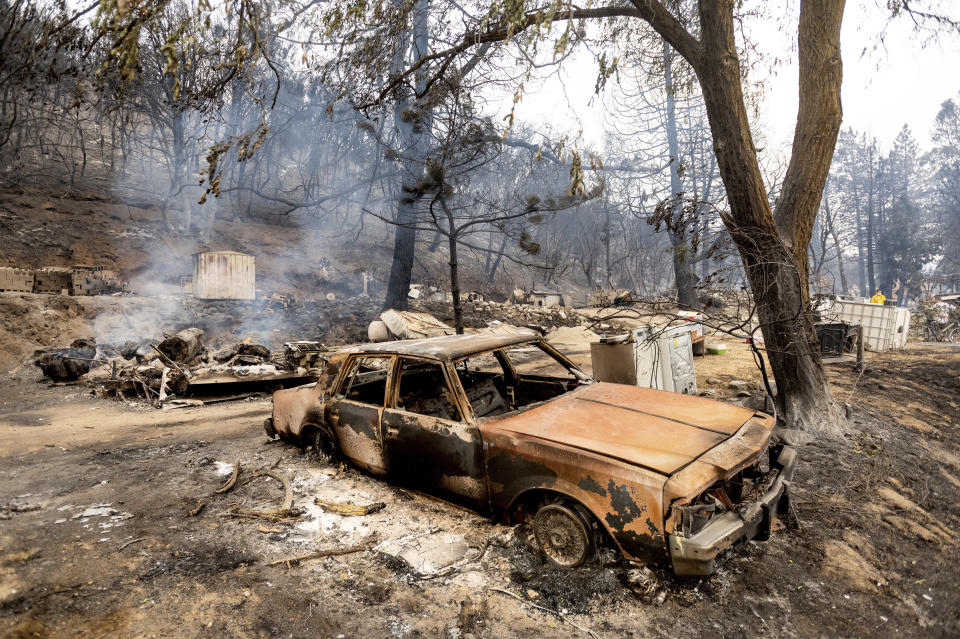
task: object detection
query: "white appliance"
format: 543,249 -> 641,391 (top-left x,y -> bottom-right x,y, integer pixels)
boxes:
590,326 -> 698,395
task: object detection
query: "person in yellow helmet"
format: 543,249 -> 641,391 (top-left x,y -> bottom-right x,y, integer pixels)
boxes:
870,289 -> 886,304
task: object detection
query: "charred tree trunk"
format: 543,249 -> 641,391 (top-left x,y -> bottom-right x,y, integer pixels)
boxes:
694,0 -> 842,431
158,328 -> 205,365
383,195 -> 417,310
854,196 -> 866,294
866,144 -> 877,292
486,234 -> 508,284
441,200 -> 464,334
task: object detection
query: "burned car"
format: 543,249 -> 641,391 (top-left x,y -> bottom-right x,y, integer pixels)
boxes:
264,330 -> 795,575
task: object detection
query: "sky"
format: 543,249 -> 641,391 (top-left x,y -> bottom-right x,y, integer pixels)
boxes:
496,2 -> 960,157
763,1 -> 960,152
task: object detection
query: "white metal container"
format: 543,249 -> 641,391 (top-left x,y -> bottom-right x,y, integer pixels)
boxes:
590,325 -> 698,395
192,251 -> 256,300
893,308 -> 911,348
817,298 -> 909,351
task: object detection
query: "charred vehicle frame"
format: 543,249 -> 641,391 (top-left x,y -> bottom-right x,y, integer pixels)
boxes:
264,330 -> 795,575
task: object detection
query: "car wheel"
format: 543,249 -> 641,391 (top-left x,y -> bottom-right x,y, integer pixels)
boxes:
310,426 -> 337,464
263,418 -> 277,439
532,502 -> 594,568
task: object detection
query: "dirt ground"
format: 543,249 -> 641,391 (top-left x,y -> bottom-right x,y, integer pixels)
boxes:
2,341 -> 959,638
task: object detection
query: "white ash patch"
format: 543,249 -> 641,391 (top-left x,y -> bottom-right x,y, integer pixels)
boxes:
72,504 -> 117,519
213,461 -> 238,476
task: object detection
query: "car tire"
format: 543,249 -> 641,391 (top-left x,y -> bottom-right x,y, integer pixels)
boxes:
263,418 -> 277,439
532,501 -> 594,568
309,425 -> 337,464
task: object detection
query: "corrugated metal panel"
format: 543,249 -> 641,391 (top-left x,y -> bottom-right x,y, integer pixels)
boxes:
192,252 -> 255,300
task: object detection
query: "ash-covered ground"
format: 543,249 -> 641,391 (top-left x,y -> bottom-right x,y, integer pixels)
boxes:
2,341 -> 959,638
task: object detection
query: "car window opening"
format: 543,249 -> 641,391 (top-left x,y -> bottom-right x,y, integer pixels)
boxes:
338,356 -> 390,405
396,359 -> 462,422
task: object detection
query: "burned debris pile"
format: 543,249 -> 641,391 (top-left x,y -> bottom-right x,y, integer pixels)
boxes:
33,328 -> 322,408
24,289 -> 598,409
34,338 -> 97,382
411,299 -> 584,333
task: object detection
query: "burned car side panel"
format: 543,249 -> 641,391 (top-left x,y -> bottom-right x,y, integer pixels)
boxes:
325,353 -> 395,475
383,409 -> 487,505
383,409 -> 487,502
381,358 -> 487,503
482,430 -> 671,563
328,398 -> 388,475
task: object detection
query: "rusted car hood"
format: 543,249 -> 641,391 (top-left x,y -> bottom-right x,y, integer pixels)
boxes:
485,383 -> 760,476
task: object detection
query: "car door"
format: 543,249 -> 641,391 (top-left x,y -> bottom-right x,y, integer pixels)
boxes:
326,354 -> 393,476
381,356 -> 488,506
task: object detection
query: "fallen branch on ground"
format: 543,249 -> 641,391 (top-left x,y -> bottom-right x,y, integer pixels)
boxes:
214,460 -> 241,494
313,498 -> 385,516
1,548 -> 41,565
229,470 -> 299,521
118,538 -> 145,550
266,543 -> 373,567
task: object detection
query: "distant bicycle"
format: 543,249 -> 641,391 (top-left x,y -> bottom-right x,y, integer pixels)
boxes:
925,321 -> 960,343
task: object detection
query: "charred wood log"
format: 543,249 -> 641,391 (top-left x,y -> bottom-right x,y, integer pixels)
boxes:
157,328 -> 206,365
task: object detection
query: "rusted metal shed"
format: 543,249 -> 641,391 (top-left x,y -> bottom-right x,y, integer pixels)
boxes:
192,251 -> 255,300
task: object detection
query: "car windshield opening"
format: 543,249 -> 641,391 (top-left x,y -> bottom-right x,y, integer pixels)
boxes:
454,343 -> 584,418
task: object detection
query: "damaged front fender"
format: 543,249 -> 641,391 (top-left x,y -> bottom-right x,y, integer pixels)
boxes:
269,355 -> 346,442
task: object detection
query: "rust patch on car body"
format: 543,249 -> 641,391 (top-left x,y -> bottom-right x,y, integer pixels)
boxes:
577,475 -> 607,497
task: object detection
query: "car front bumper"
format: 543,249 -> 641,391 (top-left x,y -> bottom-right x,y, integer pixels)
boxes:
668,444 -> 797,576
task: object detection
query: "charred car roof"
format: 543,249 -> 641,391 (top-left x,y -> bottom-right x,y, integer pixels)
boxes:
347,330 -> 544,362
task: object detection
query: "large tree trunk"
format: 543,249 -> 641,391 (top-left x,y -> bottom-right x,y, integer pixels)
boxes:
663,42 -> 700,308
381,0 -> 432,311
854,196 -> 866,294
486,234 -> 508,284
694,0 -> 842,432
866,143 -> 877,291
